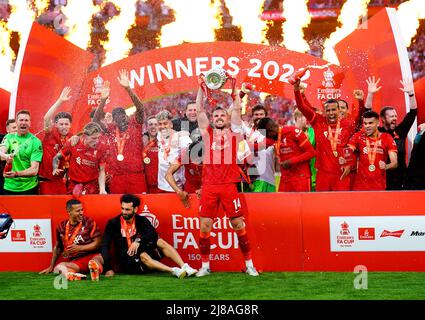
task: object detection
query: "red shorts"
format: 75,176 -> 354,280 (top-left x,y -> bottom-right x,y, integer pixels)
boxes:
56,253 -> 101,273
316,170 -> 350,191
67,180 -> 99,195
109,172 -> 147,194
279,177 -> 311,192
39,179 -> 67,195
200,184 -> 246,219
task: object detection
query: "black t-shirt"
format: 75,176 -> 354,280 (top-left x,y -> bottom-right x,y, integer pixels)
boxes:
101,214 -> 159,272
172,117 -> 198,134
378,109 -> 417,189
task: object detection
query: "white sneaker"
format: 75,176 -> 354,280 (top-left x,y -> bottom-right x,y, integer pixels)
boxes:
245,266 -> 259,277
171,267 -> 187,279
195,267 -> 211,277
182,263 -> 198,277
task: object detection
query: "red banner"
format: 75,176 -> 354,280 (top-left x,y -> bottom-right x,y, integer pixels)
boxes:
10,23 -> 94,134
73,41 -> 348,131
0,88 -> 10,133
1,192 -> 425,272
335,8 -> 411,120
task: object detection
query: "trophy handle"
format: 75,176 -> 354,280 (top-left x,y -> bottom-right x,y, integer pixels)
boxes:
225,71 -> 237,101
199,74 -> 218,106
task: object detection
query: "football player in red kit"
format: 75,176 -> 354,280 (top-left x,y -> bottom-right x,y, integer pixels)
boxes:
257,117 -> 315,192
194,86 -> 259,277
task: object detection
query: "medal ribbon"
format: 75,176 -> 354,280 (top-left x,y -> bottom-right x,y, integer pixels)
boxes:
366,136 -> 379,167
120,216 -> 136,249
275,127 -> 283,157
64,221 -> 83,250
160,130 -> 174,160
115,128 -> 129,157
142,139 -> 156,159
327,120 -> 341,155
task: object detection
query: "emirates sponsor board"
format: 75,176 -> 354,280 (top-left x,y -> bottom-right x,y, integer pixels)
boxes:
330,216 -> 425,252
139,204 -> 236,262
0,219 -> 52,252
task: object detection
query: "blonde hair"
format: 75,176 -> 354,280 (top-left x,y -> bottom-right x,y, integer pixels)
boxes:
83,122 -> 102,136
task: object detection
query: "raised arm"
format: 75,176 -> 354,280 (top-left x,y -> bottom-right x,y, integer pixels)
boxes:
399,78 -> 417,110
395,78 -> 418,137
365,76 -> 382,110
43,87 -> 72,130
117,69 -> 145,124
93,81 -> 110,125
353,89 -> 365,131
292,79 -> 316,122
230,92 -> 243,127
196,87 -> 209,134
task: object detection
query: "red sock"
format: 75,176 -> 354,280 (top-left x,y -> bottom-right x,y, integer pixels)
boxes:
199,231 -> 211,263
236,228 -> 252,261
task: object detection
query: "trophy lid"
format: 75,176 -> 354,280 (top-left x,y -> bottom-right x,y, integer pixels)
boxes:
204,68 -> 227,90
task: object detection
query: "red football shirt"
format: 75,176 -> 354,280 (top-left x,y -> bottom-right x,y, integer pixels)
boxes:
60,139 -> 107,183
276,126 -> 315,181
39,127 -> 72,180
56,216 -> 101,259
295,90 -> 355,174
144,139 -> 159,189
201,126 -> 241,185
178,151 -> 202,193
105,117 -> 144,175
348,131 -> 397,190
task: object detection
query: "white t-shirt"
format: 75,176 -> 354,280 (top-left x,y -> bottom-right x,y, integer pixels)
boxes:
157,130 -> 192,192
240,122 -> 275,184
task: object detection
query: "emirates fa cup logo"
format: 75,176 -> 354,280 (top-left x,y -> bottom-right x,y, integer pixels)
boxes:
322,68 -> 336,88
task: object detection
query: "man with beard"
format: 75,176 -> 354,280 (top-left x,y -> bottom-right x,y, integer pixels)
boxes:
52,122 -> 107,195
156,110 -> 192,193
346,111 -> 398,191
101,194 -> 197,278
291,77 -> 355,191
39,199 -> 104,281
195,87 -> 259,277
93,69 -> 147,194
365,76 -> 417,190
39,87 -> 73,195
172,100 -> 199,134
0,110 -> 43,195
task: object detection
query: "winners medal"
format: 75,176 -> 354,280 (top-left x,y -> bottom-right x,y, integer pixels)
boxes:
368,164 -> 376,172
117,154 -> 124,161
333,151 -> 338,157
143,157 -> 151,165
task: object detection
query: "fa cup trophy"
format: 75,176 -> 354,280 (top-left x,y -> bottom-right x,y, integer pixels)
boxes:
199,67 -> 237,105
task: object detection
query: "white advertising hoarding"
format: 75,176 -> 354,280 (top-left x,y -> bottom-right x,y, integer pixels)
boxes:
330,216 -> 425,252
0,219 -> 52,252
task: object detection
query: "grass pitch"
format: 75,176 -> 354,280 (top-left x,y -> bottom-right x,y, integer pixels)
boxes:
1,272 -> 425,300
